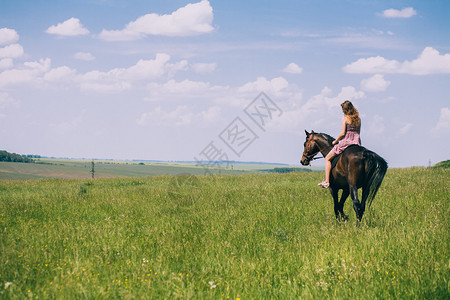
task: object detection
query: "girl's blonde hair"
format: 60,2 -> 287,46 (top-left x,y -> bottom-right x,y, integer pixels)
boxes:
341,100 -> 360,125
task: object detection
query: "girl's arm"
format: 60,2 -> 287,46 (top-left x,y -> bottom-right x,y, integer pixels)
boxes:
332,117 -> 347,145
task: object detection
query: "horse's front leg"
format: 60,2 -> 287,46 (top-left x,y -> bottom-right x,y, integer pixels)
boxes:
350,185 -> 363,221
329,186 -> 340,220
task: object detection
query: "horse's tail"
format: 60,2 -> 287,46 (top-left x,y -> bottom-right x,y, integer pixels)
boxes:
363,149 -> 388,208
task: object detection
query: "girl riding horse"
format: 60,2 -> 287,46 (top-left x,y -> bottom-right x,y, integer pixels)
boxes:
319,100 -> 361,188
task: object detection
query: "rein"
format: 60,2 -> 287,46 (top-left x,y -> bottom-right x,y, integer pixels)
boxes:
302,133 -> 334,164
311,155 -> 324,161
303,135 -> 324,163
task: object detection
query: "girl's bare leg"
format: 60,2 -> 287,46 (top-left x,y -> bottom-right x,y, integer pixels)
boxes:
324,151 -> 337,184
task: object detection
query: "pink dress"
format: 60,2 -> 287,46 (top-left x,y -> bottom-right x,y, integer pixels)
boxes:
332,124 -> 361,155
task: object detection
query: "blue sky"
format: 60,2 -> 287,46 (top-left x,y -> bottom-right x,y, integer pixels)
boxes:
0,0 -> 449,167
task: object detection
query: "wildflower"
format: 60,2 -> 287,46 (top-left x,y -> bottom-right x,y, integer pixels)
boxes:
316,281 -> 329,290
4,282 -> 12,289
142,258 -> 149,266
209,281 -> 217,289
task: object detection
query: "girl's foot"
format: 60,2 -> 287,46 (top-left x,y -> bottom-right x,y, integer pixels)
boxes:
318,181 -> 329,188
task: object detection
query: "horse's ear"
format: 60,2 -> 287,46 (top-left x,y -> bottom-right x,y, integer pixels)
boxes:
305,130 -> 310,136
311,130 -> 316,134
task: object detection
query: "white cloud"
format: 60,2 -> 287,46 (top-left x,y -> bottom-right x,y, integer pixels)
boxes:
0,28 -> 19,45
149,79 -> 210,95
74,52 -> 95,61
79,53 -> 192,93
0,69 -> 36,87
24,58 -> 51,73
0,53 -> 190,92
0,58 -> 13,69
80,81 -> 131,93
282,63 -> 303,74
239,77 -> 289,94
137,106 -> 194,127
0,58 -> 50,87
402,47 -> 450,75
98,0 -> 213,41
0,30 -> 23,67
323,30 -> 402,50
145,79 -> 228,102
137,104 -> 222,127
96,29 -> 141,42
191,62 -> 217,73
300,86 -> 364,113
343,56 -> 400,74
44,66 -> 77,83
167,60 -> 189,76
215,76 -> 302,108
123,54 -> 172,80
318,86 -> 365,110
200,106 -> 222,123
381,7 -> 416,18
368,115 -> 385,135
46,18 -> 90,37
360,74 -> 391,92
269,84 -> 365,134
0,44 -> 24,58
399,123 -> 413,135
432,107 -> 450,133
50,110 -> 86,134
343,47 -> 450,75
0,92 -> 19,109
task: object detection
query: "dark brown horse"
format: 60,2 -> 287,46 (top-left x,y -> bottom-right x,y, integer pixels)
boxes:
300,130 -> 388,221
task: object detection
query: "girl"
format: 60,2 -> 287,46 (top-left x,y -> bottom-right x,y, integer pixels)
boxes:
318,100 -> 361,188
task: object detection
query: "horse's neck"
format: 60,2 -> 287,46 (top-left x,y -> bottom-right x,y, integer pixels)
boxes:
316,136 -> 333,157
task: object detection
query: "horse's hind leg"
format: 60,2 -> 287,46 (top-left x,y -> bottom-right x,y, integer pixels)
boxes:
339,188 -> 349,221
360,186 -> 369,217
350,185 -> 363,221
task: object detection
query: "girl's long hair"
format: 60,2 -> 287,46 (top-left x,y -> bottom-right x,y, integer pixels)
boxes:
341,100 -> 360,125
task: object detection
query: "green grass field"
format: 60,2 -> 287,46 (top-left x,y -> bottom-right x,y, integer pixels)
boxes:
0,167 -> 448,298
0,160 -> 248,180
0,159 -> 304,180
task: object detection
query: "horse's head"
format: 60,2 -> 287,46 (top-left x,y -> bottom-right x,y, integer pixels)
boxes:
300,130 -> 321,166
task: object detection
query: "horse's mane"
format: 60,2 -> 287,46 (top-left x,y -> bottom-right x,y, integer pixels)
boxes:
316,132 -> 335,145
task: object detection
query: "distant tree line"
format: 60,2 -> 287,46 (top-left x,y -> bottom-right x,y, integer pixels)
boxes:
0,150 -> 35,163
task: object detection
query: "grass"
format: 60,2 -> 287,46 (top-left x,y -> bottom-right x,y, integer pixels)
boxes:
0,159 -> 308,180
0,167 -> 448,299
0,160 -> 252,180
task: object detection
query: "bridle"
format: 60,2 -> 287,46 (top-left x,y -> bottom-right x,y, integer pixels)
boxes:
302,134 -> 324,165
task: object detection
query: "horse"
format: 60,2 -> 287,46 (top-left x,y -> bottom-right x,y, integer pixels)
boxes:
300,130 -> 388,222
